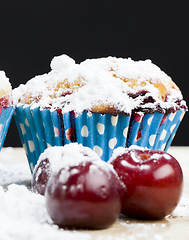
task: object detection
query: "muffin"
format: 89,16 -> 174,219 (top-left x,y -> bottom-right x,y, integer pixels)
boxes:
13,54 -> 187,172
0,71 -> 14,150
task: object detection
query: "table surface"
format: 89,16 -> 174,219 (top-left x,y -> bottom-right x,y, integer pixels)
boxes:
0,146 -> 189,240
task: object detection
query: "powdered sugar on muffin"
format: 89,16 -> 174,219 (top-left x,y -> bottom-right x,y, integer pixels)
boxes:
13,54 -> 186,114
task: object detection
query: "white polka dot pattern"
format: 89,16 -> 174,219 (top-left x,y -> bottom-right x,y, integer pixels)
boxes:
93,145 -> 103,157
36,133 -> 39,139
160,129 -> 167,140
54,126 -> 59,137
180,111 -> 185,121
75,111 -> 130,161
169,112 -> 176,121
28,140 -> 35,152
81,125 -> 89,137
109,138 -> 117,149
25,118 -> 29,127
149,134 -> 156,147
123,127 -> 128,137
170,124 -> 176,133
30,162 -> 34,172
97,123 -> 105,135
161,143 -> 166,151
20,123 -> 26,135
147,116 -> 153,126
47,143 -> 52,148
111,115 -> 118,126
127,109 -> 185,151
14,105 -> 185,172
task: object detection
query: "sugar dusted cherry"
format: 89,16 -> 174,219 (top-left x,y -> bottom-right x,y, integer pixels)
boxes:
109,146 -> 183,220
32,146 -> 69,195
32,158 -> 51,195
45,144 -> 122,229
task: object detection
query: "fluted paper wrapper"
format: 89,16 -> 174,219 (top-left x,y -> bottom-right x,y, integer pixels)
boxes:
14,105 -> 186,173
0,106 -> 15,150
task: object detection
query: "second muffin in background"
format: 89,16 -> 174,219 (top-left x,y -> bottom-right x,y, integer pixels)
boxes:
0,71 -> 15,150
13,54 -> 187,172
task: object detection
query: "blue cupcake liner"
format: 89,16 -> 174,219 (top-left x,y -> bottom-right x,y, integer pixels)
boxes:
74,111 -> 130,161
14,106 -> 67,171
0,106 -> 15,150
127,109 -> 185,151
14,105 -> 186,172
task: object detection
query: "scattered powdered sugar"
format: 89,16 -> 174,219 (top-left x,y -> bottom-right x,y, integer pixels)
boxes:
119,221 -> 164,240
0,184 -> 92,240
171,193 -> 189,217
0,183 -> 188,240
0,147 -> 189,240
0,161 -> 31,187
12,54 -> 186,114
0,147 -> 31,187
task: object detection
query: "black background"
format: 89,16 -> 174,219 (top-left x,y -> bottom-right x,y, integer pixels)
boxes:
0,0 -> 188,147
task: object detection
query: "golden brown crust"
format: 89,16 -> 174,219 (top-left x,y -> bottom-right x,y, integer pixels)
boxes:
20,77 -> 85,105
91,103 -> 118,115
115,76 -> 180,101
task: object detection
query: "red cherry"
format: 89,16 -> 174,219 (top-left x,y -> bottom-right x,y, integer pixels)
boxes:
45,160 -> 122,229
32,146 -> 66,196
32,158 -> 51,195
110,146 -> 183,220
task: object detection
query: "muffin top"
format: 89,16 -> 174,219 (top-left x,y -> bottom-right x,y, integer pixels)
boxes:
13,54 -> 186,114
0,71 -> 12,107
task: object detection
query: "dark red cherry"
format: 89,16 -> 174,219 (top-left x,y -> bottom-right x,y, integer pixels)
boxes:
32,158 -> 51,195
45,161 -> 122,229
110,146 -> 183,220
